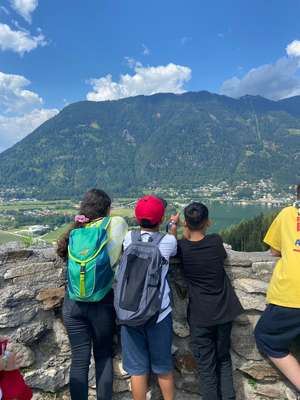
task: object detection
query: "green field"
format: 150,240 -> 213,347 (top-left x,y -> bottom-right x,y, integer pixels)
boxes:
110,208 -> 135,218
0,200 -> 74,213
42,208 -> 135,241
0,203 -> 160,244
43,223 -> 72,242
114,198 -> 137,202
0,232 -> 23,244
41,208 -> 135,242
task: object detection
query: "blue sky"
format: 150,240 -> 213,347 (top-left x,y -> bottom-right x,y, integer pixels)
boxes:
1,0 -> 300,152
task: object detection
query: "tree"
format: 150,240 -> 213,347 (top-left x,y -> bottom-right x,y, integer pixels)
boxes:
220,210 -> 280,252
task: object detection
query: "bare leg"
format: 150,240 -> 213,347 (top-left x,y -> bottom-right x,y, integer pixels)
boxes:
157,370 -> 174,400
131,374 -> 147,400
269,354 -> 300,391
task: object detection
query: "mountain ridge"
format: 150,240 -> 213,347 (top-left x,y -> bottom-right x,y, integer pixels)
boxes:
1,91 -> 300,199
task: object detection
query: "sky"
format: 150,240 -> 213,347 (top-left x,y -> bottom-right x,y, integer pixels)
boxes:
1,0 -> 300,152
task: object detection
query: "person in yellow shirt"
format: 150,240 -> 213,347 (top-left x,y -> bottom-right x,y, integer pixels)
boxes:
255,183 -> 300,399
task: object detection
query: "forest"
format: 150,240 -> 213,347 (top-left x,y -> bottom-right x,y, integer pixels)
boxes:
219,209 -> 280,252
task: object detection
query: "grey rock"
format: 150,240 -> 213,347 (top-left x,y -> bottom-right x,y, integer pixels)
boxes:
254,384 -> 282,399
235,289 -> 268,311
252,261 -> 277,275
0,305 -> 38,328
113,377 -> 131,393
233,313 -> 261,329
1,288 -> 36,307
0,286 -> 20,306
32,392 -> 58,400
238,360 -> 280,380
13,269 -> 66,291
112,392 -> 133,400
4,262 -> 55,279
234,278 -> 269,294
231,335 -> 263,361
6,342 -> 35,367
173,319 -> 190,338
225,250 -> 274,267
113,356 -> 130,379
24,365 -> 69,392
174,387 -> 202,399
171,343 -> 179,354
225,266 -> 253,280
174,369 -> 200,394
10,320 -> 51,345
0,242 -> 32,269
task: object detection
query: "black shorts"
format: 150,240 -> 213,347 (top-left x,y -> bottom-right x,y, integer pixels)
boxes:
254,304 -> 300,358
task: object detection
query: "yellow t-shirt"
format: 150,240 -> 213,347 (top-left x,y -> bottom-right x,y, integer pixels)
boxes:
264,206 -> 300,307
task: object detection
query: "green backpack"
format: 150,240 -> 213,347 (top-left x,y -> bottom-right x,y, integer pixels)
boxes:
67,217 -> 114,302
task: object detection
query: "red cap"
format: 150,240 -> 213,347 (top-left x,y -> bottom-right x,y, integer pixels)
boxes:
135,196 -> 166,225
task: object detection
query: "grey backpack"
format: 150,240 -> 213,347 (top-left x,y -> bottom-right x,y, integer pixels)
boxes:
114,230 -> 167,329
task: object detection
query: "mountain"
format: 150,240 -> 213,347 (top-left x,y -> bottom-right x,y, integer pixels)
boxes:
0,91 -> 300,199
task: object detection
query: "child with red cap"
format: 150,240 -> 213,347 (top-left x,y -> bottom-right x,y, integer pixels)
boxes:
121,196 -> 180,400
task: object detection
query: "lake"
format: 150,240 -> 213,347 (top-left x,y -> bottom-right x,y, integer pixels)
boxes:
202,203 -> 282,234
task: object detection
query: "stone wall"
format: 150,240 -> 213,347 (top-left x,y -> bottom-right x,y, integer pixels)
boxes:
0,242 -> 297,400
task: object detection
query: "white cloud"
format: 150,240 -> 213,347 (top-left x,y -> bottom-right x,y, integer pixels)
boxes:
142,44 -> 150,55
181,36 -> 191,44
220,40 -> 300,101
0,71 -> 43,114
286,39 -> 300,57
0,6 -> 10,15
123,56 -> 136,69
8,0 -> 38,24
12,20 -> 27,31
0,71 -> 58,152
0,23 -> 47,56
86,62 -> 191,101
0,108 -> 59,153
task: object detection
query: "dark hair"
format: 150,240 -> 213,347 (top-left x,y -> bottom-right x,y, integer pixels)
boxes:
297,183 -> 300,200
139,218 -> 160,229
56,189 -> 111,261
184,202 -> 209,231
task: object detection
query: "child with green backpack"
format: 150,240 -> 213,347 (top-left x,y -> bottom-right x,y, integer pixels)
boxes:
57,189 -> 127,400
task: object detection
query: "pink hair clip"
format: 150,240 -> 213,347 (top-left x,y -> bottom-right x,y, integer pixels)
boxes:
75,215 -> 90,223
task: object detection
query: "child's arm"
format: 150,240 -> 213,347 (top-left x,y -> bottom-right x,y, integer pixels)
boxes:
169,213 -> 180,240
270,246 -> 281,257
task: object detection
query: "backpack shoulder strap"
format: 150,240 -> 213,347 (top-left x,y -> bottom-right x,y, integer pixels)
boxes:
149,232 -> 174,309
131,229 -> 142,243
130,230 -> 165,245
98,217 -> 111,229
150,232 -> 166,246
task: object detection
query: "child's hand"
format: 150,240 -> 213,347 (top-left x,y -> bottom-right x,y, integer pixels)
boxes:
0,336 -> 10,343
6,351 -> 21,371
170,212 -> 181,225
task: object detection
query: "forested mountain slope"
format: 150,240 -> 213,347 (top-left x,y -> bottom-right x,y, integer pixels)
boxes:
0,91 -> 300,199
